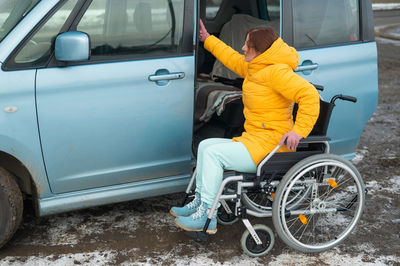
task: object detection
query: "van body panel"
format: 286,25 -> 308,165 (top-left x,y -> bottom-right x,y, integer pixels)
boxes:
0,68 -> 52,197
38,173 -> 189,216
296,42 -> 378,157
281,0 -> 378,158
36,57 -> 195,194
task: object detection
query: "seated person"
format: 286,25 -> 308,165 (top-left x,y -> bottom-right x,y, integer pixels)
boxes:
171,20 -> 320,234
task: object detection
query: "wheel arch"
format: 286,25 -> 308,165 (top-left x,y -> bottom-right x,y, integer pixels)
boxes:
0,151 -> 40,213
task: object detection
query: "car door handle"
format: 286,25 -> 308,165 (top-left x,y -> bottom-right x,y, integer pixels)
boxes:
295,63 -> 319,72
148,72 -> 185,82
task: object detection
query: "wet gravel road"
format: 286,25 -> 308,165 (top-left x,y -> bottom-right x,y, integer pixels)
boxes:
0,11 -> 399,266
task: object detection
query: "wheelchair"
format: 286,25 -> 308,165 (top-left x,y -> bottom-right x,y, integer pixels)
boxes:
180,88 -> 366,257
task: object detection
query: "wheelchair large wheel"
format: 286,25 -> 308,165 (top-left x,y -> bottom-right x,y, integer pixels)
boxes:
241,224 -> 275,257
272,154 -> 365,253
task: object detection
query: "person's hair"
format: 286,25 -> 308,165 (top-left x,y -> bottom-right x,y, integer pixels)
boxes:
245,26 -> 279,54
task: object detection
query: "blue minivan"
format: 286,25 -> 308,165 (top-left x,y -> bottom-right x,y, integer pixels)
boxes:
0,0 -> 377,247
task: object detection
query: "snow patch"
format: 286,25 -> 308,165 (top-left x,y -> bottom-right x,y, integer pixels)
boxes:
268,248 -> 400,266
126,253 -> 262,266
365,180 -> 381,193
352,148 -> 368,165
2,241 -> 400,265
388,176 -> 400,193
0,250 -> 117,266
365,176 -> 400,195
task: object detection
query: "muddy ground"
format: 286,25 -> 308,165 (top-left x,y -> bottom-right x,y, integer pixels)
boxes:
1,12 -> 400,266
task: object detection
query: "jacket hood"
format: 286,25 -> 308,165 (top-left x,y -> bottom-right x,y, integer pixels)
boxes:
248,38 -> 299,72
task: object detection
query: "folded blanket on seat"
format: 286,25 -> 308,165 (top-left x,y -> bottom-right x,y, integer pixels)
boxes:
194,84 -> 242,131
199,90 -> 242,122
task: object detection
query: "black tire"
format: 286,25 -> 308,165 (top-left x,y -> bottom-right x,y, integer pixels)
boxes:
216,201 -> 239,225
241,224 -> 275,257
0,167 -> 23,249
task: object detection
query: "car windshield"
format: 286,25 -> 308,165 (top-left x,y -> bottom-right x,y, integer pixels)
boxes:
0,0 -> 40,42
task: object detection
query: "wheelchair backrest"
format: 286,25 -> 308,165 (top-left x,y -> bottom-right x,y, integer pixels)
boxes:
293,99 -> 334,136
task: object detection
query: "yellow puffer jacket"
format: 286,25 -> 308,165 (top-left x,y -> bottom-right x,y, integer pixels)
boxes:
204,35 -> 320,165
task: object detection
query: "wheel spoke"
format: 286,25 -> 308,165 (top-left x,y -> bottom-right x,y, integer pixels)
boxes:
319,176 -> 353,200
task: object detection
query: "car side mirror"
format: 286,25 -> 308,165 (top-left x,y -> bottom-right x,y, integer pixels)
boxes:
55,31 -> 90,62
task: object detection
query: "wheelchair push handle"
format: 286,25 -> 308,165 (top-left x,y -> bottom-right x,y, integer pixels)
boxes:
330,94 -> 357,104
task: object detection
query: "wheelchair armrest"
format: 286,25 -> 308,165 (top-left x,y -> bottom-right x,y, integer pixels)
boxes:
255,136 -> 330,179
300,136 -> 331,143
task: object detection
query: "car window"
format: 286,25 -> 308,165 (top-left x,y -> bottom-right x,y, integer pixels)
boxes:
13,0 -> 78,64
0,0 -> 40,42
292,0 -> 360,49
76,0 -> 185,61
205,0 -> 223,20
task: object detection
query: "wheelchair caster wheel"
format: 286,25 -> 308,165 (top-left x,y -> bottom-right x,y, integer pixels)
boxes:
217,202 -> 239,225
241,224 -> 274,257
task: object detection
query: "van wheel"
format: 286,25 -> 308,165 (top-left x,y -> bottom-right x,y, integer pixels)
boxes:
0,168 -> 23,248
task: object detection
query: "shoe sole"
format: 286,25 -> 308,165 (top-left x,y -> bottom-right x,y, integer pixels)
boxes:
170,209 -> 179,218
174,220 -> 217,234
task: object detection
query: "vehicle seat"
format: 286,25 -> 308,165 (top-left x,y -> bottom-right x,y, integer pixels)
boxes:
211,14 -> 278,80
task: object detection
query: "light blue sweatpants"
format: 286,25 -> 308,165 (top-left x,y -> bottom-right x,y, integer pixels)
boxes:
195,138 -> 257,206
